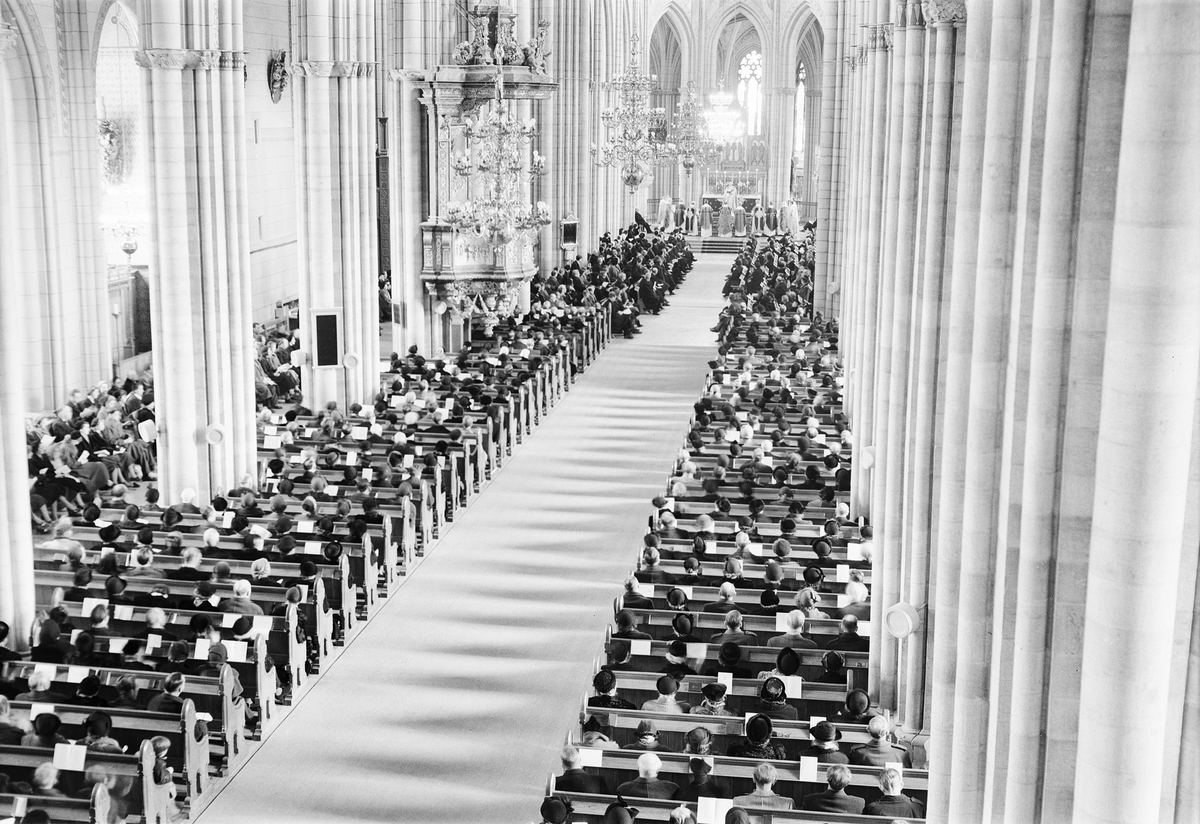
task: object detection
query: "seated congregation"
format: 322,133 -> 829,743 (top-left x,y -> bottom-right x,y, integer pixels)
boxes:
0,222 -> 692,823
536,230 -> 926,823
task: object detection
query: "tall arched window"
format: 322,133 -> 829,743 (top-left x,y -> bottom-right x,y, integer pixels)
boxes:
737,50 -> 764,136
793,62 -> 807,193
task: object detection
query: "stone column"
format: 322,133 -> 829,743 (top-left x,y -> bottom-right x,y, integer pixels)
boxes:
1072,1 -> 1200,821
0,21 -> 37,645
815,0 -> 845,310
848,10 -> 892,519
999,0 -> 1092,817
47,1 -> 112,394
927,1 -> 989,819
867,8 -> 908,705
943,1 -> 1029,818
292,2 -> 380,408
136,2 -> 257,503
875,0 -> 926,714
896,2 -> 961,745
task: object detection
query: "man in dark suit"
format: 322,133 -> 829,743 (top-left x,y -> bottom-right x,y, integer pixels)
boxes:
768,610 -> 818,649
709,610 -> 758,645
635,547 -> 675,585
800,765 -> 865,813
554,745 -> 607,793
167,548 -> 210,582
620,578 -> 654,611
615,752 -> 679,799
849,716 -> 913,767
702,582 -> 740,613
863,768 -> 924,817
825,615 -> 870,652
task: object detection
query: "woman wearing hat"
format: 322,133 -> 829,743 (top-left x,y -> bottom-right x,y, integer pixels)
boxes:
587,670 -> 636,710
798,720 -> 849,762
535,796 -> 573,824
691,682 -> 734,717
728,713 -> 787,760
754,676 -> 799,721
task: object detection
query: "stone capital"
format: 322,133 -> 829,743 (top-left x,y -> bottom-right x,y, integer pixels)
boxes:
291,60 -> 376,78
134,48 -> 245,71
0,23 -> 19,59
922,0 -> 967,25
866,22 -> 894,51
897,1 -> 927,27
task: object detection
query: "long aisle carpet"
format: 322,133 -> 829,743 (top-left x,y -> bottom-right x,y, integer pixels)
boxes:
197,254 -> 727,823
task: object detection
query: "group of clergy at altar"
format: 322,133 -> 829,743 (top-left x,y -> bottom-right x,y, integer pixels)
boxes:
654,191 -> 804,239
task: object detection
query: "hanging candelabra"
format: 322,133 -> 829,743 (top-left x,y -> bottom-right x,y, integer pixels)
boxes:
590,33 -> 668,193
445,54 -> 550,247
660,81 -> 722,176
703,79 -> 745,144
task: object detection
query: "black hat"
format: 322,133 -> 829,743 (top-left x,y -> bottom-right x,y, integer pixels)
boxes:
539,796 -> 573,824
582,715 -> 608,734
810,720 -> 842,743
655,675 -> 678,695
667,588 -> 688,609
761,676 -> 787,701
231,616 -> 253,639
760,588 -> 780,607
719,642 -> 741,664
603,797 -> 639,824
776,646 -> 801,677
701,682 -> 728,703
822,650 -> 845,672
746,713 -> 774,743
592,670 -> 617,693
98,524 -> 121,543
671,613 -> 693,634
667,639 -> 687,658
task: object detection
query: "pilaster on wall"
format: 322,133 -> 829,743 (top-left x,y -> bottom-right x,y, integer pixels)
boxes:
136,1 -> 257,504
824,0 -> 1200,821
291,3 -> 381,408
0,20 -> 38,647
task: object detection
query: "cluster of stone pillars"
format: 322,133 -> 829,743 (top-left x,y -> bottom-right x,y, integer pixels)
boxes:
817,0 -> 1200,821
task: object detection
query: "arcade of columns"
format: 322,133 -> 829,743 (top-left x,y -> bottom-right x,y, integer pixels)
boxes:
3,1 -> 1198,821
817,0 -> 1200,822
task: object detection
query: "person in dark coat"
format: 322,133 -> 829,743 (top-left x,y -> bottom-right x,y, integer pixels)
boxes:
554,745 -> 608,793
863,768 -> 924,817
800,764 -> 866,814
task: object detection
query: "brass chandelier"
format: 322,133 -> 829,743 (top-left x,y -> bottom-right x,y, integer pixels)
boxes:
446,57 -> 550,247
590,33 -> 669,193
660,81 -> 722,176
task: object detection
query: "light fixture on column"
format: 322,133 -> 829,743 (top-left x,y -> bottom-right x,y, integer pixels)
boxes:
590,33 -> 667,193
445,52 -> 550,247
661,81 -> 722,176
